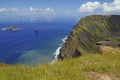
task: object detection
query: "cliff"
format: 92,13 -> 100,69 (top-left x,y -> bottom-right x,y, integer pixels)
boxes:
58,15 -> 120,60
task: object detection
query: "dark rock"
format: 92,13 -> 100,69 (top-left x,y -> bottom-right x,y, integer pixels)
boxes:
96,41 -> 120,48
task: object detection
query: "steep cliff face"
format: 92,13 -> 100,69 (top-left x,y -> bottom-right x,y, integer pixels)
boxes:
58,15 -> 120,60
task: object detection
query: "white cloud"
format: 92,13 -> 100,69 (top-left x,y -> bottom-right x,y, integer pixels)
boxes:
103,0 -> 120,12
8,8 -> 19,12
29,7 -> 42,12
0,8 -> 7,13
44,7 -> 54,12
0,7 -> 19,13
79,2 -> 101,12
29,7 -> 34,12
0,7 -> 55,13
79,0 -> 120,13
28,7 -> 54,13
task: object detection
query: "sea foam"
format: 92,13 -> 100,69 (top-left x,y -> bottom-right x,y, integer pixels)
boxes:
52,37 -> 67,63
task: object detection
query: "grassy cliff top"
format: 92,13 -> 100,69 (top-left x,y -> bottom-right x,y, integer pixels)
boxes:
0,48 -> 120,80
73,15 -> 120,52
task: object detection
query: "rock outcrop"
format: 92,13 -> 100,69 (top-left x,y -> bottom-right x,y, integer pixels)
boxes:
96,41 -> 120,48
58,15 -> 120,60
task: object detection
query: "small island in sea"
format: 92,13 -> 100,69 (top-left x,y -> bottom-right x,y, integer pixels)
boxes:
1,26 -> 23,31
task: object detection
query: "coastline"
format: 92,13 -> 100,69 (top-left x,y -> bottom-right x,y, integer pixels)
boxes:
52,37 -> 67,63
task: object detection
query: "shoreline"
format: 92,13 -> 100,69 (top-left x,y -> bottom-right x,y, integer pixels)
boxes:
52,37 -> 67,63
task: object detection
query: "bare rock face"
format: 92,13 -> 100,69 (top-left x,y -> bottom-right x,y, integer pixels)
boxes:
96,41 -> 120,48
57,32 -> 81,60
58,15 -> 120,60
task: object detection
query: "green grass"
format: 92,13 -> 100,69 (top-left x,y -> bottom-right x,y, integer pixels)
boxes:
0,49 -> 120,80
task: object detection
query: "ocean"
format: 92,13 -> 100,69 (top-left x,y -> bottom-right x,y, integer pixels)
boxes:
0,20 -> 76,66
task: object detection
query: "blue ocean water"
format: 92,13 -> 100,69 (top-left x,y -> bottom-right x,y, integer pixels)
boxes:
0,20 -> 75,66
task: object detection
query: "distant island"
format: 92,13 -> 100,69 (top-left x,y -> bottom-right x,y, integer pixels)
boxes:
2,26 -> 23,31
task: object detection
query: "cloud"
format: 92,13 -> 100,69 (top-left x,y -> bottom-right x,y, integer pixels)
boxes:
0,7 -> 19,13
0,8 -> 7,13
0,7 -> 55,13
79,2 -> 101,12
28,7 -> 54,13
103,0 -> 120,12
44,7 -> 54,12
29,7 -> 34,12
79,0 -> 120,13
7,8 -> 19,12
29,7 -> 42,12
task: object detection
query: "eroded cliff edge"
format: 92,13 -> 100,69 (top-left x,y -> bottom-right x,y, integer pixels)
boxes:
58,15 -> 120,60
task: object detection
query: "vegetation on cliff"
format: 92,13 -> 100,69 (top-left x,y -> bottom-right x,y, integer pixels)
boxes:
58,15 -> 120,60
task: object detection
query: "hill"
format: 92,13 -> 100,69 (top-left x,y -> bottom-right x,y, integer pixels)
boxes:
58,15 -> 120,60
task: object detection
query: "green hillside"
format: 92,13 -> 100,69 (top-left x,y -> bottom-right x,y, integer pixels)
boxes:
58,15 -> 120,60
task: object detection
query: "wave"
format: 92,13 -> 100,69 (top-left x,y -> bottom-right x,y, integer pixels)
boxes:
52,36 -> 67,63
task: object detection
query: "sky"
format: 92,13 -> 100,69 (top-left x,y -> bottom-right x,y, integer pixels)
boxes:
0,0 -> 120,22
0,0 -> 112,10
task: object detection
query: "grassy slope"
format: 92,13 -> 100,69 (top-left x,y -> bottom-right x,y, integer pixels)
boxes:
0,48 -> 120,80
58,15 -> 120,59
74,15 -> 120,53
